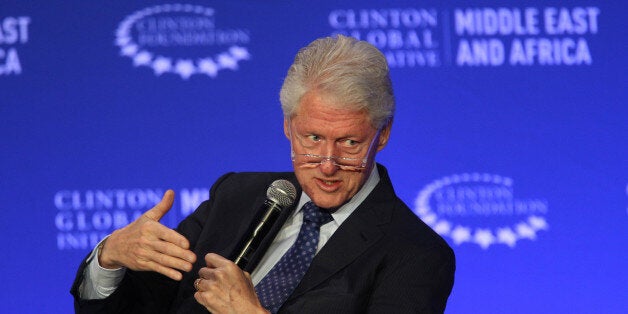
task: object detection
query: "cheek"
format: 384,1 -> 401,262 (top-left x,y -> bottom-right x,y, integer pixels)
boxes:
293,167 -> 308,181
342,172 -> 367,194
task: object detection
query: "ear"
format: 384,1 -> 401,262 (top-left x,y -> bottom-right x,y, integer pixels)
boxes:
376,120 -> 393,152
283,118 -> 291,140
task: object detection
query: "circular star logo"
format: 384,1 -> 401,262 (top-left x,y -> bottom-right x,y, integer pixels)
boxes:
414,173 -> 549,249
115,4 -> 251,80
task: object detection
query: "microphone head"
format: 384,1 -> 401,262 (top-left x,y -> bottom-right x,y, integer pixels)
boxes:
267,179 -> 297,208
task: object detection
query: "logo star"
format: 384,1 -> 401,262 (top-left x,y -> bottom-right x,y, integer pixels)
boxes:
198,58 -> 218,77
217,53 -> 238,70
474,229 -> 495,249
152,56 -> 172,75
450,226 -> 471,244
433,220 -> 451,235
420,213 -> 437,225
229,46 -> 250,60
415,206 -> 428,216
116,36 -> 131,46
497,227 -> 517,247
121,44 -> 138,56
528,216 -> 548,230
133,51 -> 153,66
516,222 -> 537,239
175,59 -> 195,79
115,27 -> 127,39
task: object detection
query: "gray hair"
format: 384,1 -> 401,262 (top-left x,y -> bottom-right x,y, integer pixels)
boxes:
279,35 -> 395,129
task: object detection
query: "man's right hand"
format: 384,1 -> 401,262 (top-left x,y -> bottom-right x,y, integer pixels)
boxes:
98,189 -> 197,281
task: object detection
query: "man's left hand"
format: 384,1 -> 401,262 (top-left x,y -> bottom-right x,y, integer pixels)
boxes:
194,253 -> 269,314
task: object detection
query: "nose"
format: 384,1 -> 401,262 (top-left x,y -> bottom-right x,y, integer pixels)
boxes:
319,157 -> 339,174
318,143 -> 340,173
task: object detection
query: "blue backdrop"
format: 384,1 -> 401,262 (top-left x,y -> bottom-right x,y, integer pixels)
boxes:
1,1 -> 626,313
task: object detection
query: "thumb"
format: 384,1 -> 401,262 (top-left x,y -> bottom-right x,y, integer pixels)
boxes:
144,189 -> 175,221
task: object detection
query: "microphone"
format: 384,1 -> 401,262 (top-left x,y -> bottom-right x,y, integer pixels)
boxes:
233,179 -> 297,269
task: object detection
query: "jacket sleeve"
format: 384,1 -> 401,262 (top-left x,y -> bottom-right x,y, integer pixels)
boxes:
70,173 -> 235,314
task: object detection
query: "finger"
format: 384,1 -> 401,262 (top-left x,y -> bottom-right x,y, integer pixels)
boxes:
199,254 -> 242,285
204,253 -> 232,269
198,265 -> 234,283
144,190 -> 175,222
194,291 -> 212,311
143,259 -> 184,281
147,249 -> 195,273
136,219 -> 191,251
198,267 -> 214,280
150,223 -> 192,250
151,240 -> 196,264
194,276 -> 213,292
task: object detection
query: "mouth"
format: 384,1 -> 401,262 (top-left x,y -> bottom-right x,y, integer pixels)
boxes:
315,178 -> 341,191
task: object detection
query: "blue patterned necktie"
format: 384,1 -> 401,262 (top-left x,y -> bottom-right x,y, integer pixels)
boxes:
255,201 -> 333,313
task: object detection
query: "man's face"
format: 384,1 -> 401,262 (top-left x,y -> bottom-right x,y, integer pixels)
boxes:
284,91 -> 391,209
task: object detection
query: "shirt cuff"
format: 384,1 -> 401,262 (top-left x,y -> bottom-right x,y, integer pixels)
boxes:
80,236 -> 126,300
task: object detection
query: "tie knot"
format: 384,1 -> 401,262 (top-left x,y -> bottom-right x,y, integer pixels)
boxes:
302,201 -> 333,226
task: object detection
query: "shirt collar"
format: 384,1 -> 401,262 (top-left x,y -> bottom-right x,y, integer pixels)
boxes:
295,165 -> 381,226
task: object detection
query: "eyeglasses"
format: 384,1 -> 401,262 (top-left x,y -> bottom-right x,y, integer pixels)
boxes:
288,121 -> 381,172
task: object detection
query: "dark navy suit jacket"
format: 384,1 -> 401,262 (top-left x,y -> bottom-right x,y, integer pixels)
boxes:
71,164 -> 455,313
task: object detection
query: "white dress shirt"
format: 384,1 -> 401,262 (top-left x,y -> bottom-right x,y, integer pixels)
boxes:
80,167 -> 380,299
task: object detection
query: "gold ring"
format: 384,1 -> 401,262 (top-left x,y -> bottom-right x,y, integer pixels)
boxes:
194,278 -> 202,291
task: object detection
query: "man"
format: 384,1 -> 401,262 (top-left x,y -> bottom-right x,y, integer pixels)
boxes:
71,35 -> 455,313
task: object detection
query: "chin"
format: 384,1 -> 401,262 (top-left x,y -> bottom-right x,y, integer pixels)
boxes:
310,195 -> 346,210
